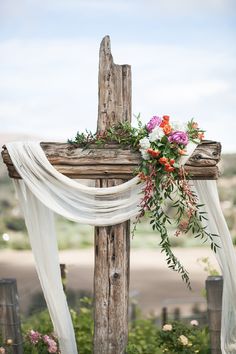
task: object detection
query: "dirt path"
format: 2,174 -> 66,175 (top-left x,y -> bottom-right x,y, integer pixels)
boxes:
0,248 -> 220,317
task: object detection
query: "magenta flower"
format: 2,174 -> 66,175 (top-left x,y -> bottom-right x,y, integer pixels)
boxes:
168,131 -> 189,145
146,116 -> 162,132
29,330 -> 41,344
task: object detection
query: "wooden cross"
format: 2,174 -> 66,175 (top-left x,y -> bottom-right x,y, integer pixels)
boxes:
2,36 -> 221,354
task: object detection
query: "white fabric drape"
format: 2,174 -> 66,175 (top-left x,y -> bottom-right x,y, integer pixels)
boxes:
194,181 -> 236,354
15,180 -> 78,354
6,141 -> 236,353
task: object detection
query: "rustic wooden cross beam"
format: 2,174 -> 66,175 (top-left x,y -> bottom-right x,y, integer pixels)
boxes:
2,36 -> 221,354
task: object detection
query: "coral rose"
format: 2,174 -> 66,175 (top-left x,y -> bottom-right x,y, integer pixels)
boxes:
163,124 -> 172,135
159,157 -> 168,165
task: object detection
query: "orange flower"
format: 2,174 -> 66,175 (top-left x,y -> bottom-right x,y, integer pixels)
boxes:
159,157 -> 168,165
169,159 -> 175,165
178,149 -> 186,155
198,132 -> 204,140
163,115 -> 170,122
164,164 -> 175,172
160,115 -> 170,128
147,148 -> 160,158
192,122 -> 198,129
163,124 -> 172,135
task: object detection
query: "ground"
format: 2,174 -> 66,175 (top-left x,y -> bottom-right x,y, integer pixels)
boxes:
0,247 -> 220,319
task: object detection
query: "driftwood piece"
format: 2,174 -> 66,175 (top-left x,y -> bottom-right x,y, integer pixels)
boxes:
93,36 -> 131,354
1,140 -> 221,180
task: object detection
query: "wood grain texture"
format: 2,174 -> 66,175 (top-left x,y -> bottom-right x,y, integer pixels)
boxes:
1,140 -> 221,180
94,36 -> 130,354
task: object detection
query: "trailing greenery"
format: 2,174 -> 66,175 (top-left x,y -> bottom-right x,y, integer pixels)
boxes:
69,115 -> 219,288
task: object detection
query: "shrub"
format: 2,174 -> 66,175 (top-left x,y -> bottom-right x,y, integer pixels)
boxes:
21,299 -> 210,353
157,321 -> 210,354
4,217 -> 26,232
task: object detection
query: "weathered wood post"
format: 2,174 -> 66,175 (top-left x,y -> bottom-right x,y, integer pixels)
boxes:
94,35 -> 131,354
0,279 -> 23,354
206,275 -> 223,354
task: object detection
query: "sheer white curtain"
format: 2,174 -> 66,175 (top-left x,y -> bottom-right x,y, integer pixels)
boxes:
6,141 -> 236,353
15,180 -> 78,354
194,181 -> 236,354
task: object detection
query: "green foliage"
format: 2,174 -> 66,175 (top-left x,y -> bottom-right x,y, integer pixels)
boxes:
22,310 -> 54,334
127,318 -> 161,354
4,217 -> 26,232
70,297 -> 93,353
68,114 -> 147,150
21,298 -> 211,354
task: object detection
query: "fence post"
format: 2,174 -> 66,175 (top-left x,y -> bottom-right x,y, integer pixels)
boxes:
161,307 -> 168,326
174,307 -> 180,321
60,263 -> 67,292
0,279 -> 23,354
206,275 -> 223,354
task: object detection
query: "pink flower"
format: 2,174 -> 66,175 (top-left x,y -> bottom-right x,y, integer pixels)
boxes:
48,342 -> 58,353
43,335 -> 50,344
29,330 -> 41,344
146,116 -> 162,132
168,131 -> 189,146
0,347 -> 6,354
43,335 -> 58,353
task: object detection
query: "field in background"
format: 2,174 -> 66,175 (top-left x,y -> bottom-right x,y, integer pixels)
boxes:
0,151 -> 236,250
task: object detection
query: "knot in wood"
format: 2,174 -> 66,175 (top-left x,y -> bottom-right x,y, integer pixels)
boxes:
113,272 -> 120,279
192,153 -> 202,160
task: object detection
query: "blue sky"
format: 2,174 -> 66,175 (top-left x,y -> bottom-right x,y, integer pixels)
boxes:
0,0 -> 236,152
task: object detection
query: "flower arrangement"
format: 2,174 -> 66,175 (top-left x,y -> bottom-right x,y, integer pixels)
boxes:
69,114 -> 219,288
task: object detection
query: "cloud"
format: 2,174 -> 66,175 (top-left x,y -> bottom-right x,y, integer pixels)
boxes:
0,38 -> 235,151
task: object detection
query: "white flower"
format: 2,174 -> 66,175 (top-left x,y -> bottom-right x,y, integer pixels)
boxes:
139,137 -> 150,160
172,121 -> 187,132
140,149 -> 150,161
139,137 -> 150,149
149,126 -> 164,142
190,319 -> 199,326
162,324 -> 172,331
179,335 -> 189,346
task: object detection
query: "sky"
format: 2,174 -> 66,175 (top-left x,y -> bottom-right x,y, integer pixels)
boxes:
0,0 -> 236,152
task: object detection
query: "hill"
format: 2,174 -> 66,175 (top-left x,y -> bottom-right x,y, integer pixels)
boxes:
0,137 -> 236,250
